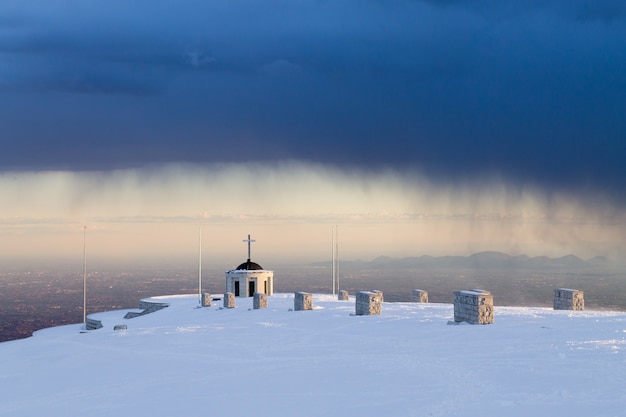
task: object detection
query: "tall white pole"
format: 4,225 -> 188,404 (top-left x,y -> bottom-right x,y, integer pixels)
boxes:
83,225 -> 87,324
332,227 -> 335,296
335,225 -> 339,293
198,226 -> 202,304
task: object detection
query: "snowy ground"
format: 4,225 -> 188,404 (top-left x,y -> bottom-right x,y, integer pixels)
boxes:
1,293 -> 625,417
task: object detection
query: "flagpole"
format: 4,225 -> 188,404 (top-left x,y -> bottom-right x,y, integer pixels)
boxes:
332,226 -> 335,296
198,226 -> 202,304
335,225 -> 339,294
83,225 -> 87,324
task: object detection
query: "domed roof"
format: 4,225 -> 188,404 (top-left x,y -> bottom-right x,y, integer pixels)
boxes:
235,259 -> 264,270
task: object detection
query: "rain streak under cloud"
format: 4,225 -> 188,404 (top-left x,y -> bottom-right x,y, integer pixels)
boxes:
1,164 -> 624,265
0,0 -> 625,264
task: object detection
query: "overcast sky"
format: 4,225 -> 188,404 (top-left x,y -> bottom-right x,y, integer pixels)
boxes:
1,1 -> 625,265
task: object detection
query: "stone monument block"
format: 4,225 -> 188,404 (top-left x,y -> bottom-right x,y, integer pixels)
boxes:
553,288 -> 584,311
201,293 -> 212,307
412,289 -> 429,303
294,292 -> 313,311
338,290 -> 349,301
355,291 -> 383,315
223,292 -> 236,309
253,292 -> 268,309
453,289 -> 494,324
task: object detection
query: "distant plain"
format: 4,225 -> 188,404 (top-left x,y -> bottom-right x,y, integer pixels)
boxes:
1,253 -> 624,342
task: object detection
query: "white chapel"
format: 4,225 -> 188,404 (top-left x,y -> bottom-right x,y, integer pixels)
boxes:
225,234 -> 274,297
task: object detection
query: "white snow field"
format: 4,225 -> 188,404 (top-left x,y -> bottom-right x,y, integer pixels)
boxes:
1,293 -> 625,417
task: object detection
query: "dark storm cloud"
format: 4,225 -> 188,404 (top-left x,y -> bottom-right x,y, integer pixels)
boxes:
1,0 -> 625,199
422,0 -> 626,20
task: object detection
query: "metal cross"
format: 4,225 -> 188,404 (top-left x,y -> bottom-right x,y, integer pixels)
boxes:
243,234 -> 256,260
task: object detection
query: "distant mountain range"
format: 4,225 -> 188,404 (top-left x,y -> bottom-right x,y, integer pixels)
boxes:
315,251 -> 611,270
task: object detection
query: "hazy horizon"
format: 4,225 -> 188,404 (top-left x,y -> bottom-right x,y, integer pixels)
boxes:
2,164 -> 625,269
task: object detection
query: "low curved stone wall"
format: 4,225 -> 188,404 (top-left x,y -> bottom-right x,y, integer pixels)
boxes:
86,317 -> 103,330
124,300 -> 170,319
